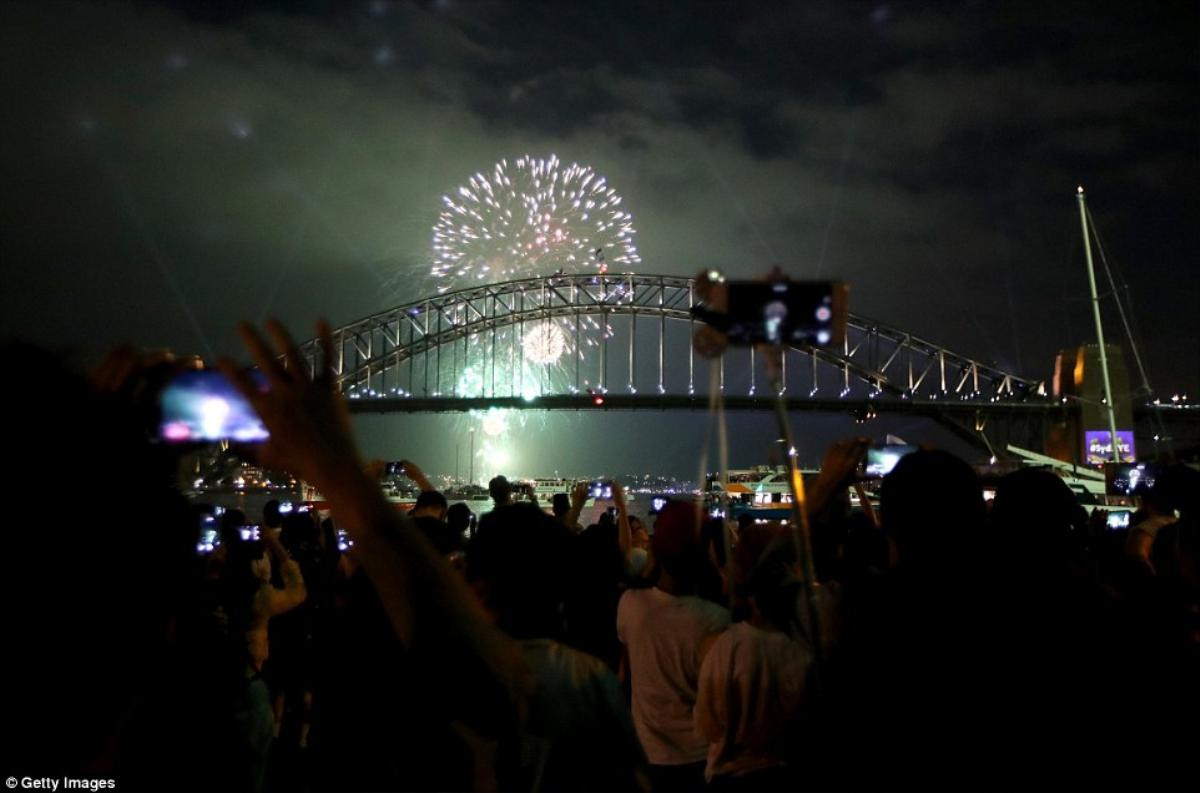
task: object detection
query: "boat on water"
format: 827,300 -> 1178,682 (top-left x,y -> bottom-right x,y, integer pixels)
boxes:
303,479 -> 594,516
705,465 -> 825,520
1004,444 -> 1130,513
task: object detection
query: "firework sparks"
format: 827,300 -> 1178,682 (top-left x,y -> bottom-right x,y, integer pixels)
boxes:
480,407 -> 509,437
522,322 -> 566,366
458,364 -> 485,397
431,154 -> 640,290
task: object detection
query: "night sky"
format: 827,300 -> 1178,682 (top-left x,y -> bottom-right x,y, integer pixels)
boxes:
2,0 -> 1196,478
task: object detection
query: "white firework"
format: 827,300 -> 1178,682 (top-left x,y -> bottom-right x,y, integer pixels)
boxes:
458,364 -> 485,396
431,154 -> 640,289
480,407 -> 509,437
522,322 -> 566,366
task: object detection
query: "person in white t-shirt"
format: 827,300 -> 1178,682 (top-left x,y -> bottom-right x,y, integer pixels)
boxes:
617,501 -> 730,792
695,542 -> 812,789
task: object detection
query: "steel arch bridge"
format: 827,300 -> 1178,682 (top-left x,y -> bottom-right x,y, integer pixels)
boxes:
297,272 -> 1050,413
287,272 -> 1199,456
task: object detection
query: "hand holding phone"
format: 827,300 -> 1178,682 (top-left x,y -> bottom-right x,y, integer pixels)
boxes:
589,480 -> 613,500
612,481 -> 626,509
218,319 -> 360,495
1105,510 -> 1132,530
159,369 -> 268,443
864,444 -> 917,478
1105,463 -> 1160,496
691,269 -> 847,349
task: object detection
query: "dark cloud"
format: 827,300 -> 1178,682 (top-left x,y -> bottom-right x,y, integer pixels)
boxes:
0,0 -> 1196,479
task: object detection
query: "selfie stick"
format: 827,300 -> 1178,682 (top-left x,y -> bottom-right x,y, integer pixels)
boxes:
767,356 -> 824,680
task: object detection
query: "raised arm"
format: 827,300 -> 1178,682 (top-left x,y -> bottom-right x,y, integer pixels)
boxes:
399,459 -> 437,493
219,320 -> 525,691
261,528 -> 307,616
853,481 -> 879,528
565,481 -> 588,532
613,481 -> 633,564
808,438 -> 871,519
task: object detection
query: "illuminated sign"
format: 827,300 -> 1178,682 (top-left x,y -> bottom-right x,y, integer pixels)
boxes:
1084,430 -> 1135,465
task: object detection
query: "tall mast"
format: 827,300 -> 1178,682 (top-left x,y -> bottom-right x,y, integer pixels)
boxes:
1076,186 -> 1121,463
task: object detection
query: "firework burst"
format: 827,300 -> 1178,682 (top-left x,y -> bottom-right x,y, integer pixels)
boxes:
431,154 -> 640,290
522,322 -> 566,366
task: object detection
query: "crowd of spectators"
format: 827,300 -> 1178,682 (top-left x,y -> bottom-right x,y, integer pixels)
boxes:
6,322 -> 1198,792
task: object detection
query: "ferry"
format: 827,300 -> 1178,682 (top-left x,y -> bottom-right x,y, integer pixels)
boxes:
527,477 -> 580,503
521,477 -> 634,507
706,465 -> 817,506
1005,444 -> 1109,503
706,465 -> 815,520
704,463 -> 888,522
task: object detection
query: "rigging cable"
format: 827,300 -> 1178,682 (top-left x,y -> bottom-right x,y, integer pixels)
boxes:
1084,206 -> 1170,453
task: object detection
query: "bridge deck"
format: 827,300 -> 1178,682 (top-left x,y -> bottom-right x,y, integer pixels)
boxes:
347,393 -> 1069,416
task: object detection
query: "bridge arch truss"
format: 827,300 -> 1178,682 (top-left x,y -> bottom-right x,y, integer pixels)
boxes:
296,273 -> 1046,409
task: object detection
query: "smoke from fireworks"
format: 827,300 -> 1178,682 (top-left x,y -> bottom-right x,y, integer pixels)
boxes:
431,154 -> 640,290
480,407 -> 509,437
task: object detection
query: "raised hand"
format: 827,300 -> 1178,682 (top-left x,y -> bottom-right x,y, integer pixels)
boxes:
218,319 -> 361,492
611,481 -> 633,562
612,481 -> 627,509
808,437 -> 871,518
570,481 -> 589,509
819,437 -> 871,486
398,459 -> 436,492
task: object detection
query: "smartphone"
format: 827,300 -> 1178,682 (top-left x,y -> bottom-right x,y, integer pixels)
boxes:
649,496 -> 670,514
278,501 -> 294,514
697,280 -> 847,347
864,444 -> 917,478
159,370 -> 268,443
336,528 -> 354,552
197,515 -> 218,555
1105,462 -> 1160,496
196,527 -> 218,555
384,462 -> 406,476
589,480 -> 613,500
1105,510 -> 1132,530
239,525 -> 261,542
